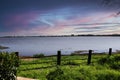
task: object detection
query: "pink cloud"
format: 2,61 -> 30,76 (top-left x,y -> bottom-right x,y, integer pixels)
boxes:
2,10 -> 118,36
4,11 -> 39,29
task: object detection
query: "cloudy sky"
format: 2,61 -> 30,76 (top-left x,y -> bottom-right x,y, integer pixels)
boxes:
0,0 -> 120,36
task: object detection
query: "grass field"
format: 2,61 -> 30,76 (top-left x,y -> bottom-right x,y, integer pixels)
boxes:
18,53 -> 120,80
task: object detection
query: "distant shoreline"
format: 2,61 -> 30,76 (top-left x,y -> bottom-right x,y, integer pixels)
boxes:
1,34 -> 120,38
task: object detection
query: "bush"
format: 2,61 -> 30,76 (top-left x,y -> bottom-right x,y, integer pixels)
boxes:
114,56 -> 120,61
46,67 -> 80,80
109,62 -> 120,69
0,52 -> 19,80
96,70 -> 120,80
78,66 -> 97,80
33,53 -> 44,58
78,66 -> 120,80
70,53 -> 77,56
46,67 -> 65,80
98,55 -> 120,69
64,61 -> 79,65
98,56 -> 114,65
46,66 -> 95,80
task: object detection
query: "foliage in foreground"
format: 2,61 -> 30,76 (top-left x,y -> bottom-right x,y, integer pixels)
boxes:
98,55 -> 120,69
18,53 -> 120,80
0,52 -> 19,80
46,54 -> 120,80
46,66 -> 120,80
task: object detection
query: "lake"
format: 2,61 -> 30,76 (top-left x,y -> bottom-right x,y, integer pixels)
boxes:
0,36 -> 120,56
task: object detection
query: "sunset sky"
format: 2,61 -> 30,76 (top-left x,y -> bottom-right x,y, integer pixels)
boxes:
0,0 -> 120,36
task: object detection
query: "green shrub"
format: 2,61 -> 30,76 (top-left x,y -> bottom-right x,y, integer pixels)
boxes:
46,66 -> 96,80
64,61 -> 79,65
70,53 -> 77,56
78,66 -> 97,80
46,67 -> 81,80
0,52 -> 19,80
96,70 -> 120,80
114,56 -> 120,61
109,62 -> 120,69
98,55 -> 120,69
98,56 -> 114,65
46,67 -> 65,80
33,53 -> 44,58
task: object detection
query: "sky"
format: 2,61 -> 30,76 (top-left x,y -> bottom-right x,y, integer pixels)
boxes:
0,0 -> 120,36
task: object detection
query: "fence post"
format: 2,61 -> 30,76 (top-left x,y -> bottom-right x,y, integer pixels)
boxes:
109,48 -> 112,56
57,50 -> 61,65
15,52 -> 19,57
15,52 -> 19,67
14,52 -> 19,77
87,50 -> 92,65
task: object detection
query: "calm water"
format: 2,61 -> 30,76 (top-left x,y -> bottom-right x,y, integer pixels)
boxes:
0,37 -> 120,56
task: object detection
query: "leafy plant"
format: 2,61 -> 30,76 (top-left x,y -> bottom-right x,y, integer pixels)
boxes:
64,61 -> 79,65
98,56 -> 114,65
114,55 -> 120,61
96,70 -> 120,80
46,67 -> 65,80
0,52 -> 19,80
98,55 -> 120,69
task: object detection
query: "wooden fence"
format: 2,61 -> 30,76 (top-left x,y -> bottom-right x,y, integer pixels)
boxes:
57,48 -> 113,65
15,48 -> 113,66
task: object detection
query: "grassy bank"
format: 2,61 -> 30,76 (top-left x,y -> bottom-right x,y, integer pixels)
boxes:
18,53 -> 120,80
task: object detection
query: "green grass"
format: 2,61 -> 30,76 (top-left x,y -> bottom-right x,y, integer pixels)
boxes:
18,53 -> 120,80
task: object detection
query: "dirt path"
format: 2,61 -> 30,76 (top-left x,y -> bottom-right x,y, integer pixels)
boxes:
17,77 -> 37,80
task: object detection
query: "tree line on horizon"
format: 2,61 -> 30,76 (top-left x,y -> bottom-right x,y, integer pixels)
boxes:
1,34 -> 120,38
